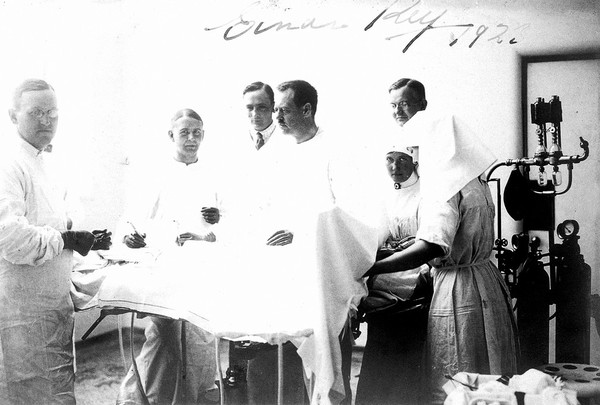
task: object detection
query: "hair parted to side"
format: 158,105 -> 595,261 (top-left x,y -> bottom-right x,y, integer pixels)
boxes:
277,80 -> 318,115
170,109 -> 203,127
388,78 -> 426,101
12,79 -> 54,110
243,81 -> 274,105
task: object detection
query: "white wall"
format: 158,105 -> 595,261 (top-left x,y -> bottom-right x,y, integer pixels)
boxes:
1,0 -> 597,232
0,0 -> 599,359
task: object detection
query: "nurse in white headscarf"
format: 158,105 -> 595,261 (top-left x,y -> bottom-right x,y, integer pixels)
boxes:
356,143 -> 432,405
366,86 -> 518,404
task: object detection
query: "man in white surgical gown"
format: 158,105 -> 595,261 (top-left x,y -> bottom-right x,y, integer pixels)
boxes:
116,109 -> 221,405
245,80 -> 356,405
0,79 -> 99,404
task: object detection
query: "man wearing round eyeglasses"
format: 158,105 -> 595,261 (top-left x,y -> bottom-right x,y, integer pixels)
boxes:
0,79 -> 108,404
388,78 -> 428,127
10,83 -> 59,150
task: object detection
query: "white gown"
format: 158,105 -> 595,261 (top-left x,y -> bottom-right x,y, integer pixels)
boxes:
0,139 -> 75,404
116,155 -> 220,405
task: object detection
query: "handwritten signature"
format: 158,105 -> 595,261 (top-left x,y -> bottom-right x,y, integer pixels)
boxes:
204,1 -> 348,41
204,0 -> 529,51
365,0 -> 530,52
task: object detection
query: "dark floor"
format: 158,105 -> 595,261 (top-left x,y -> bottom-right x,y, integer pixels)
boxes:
74,328 -> 364,405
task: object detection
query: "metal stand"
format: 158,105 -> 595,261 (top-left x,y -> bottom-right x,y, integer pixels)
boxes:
215,337 -> 225,405
486,94 -> 593,372
82,309 -> 191,405
277,341 -> 284,405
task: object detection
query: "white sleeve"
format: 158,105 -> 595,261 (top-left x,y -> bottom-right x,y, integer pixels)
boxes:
416,193 -> 461,258
0,163 -> 64,265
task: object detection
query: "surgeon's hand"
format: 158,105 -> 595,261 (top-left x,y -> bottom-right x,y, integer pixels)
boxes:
123,232 -> 146,249
177,231 -> 216,245
61,230 -> 95,256
91,229 -> 112,250
266,230 -> 293,246
201,207 -> 220,224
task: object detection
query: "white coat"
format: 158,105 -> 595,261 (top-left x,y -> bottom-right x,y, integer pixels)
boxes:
0,138 -> 74,404
116,154 -> 220,404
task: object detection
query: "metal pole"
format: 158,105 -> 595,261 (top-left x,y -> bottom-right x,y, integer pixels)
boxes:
215,337 -> 225,405
277,341 -> 284,405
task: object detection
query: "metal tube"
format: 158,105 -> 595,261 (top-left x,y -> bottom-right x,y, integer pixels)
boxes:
215,337 -> 225,405
277,341 -> 284,405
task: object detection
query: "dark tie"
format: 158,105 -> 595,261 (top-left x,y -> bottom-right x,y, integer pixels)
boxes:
255,132 -> 265,150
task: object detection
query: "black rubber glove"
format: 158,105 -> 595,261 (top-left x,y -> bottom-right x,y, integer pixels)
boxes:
91,229 -> 112,250
61,230 -> 95,256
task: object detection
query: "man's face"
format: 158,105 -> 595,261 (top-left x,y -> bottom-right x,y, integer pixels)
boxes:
169,117 -> 204,162
244,89 -> 273,132
386,151 -> 415,183
9,89 -> 58,150
275,88 -> 305,138
389,87 -> 425,127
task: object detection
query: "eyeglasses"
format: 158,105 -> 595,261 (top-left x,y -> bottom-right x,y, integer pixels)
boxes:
28,108 -> 59,121
392,101 -> 421,109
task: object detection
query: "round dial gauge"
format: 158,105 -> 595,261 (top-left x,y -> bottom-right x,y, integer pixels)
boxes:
557,219 -> 579,239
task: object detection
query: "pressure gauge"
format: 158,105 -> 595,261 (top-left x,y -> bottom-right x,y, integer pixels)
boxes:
557,219 -> 579,239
